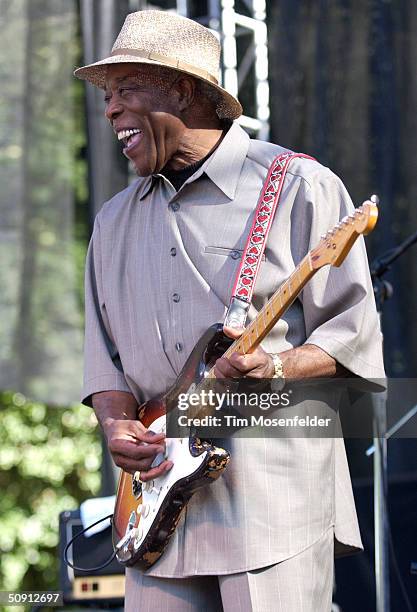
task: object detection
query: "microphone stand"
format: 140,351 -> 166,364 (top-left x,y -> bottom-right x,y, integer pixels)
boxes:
369,218 -> 417,612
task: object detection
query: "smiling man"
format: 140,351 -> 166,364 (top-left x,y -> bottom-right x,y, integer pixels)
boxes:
105,64 -> 226,177
75,9 -> 385,612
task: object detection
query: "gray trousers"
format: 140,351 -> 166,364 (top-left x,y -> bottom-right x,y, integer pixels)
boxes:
124,527 -> 334,612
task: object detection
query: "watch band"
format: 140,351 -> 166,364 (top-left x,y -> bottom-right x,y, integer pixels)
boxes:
270,353 -> 285,391
271,353 -> 284,379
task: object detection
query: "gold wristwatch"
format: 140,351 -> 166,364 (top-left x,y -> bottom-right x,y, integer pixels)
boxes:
270,353 -> 285,391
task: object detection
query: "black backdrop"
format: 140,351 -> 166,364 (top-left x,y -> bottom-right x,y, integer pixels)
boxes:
268,0 -> 417,379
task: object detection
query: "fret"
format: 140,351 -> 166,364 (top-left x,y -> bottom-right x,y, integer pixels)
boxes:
265,304 -> 271,325
255,317 -> 262,338
246,330 -> 254,352
254,316 -> 259,338
249,323 -> 257,340
283,283 -> 290,305
273,293 -> 281,316
241,333 -> 250,354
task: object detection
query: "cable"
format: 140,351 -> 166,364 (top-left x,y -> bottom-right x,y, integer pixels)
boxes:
63,513 -> 118,572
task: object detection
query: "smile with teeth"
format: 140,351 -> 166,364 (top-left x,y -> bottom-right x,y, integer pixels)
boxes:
117,128 -> 143,147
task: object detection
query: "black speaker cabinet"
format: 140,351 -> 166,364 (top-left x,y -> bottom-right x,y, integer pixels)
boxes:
59,509 -> 125,606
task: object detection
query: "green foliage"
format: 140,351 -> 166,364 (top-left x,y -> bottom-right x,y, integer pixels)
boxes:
0,4 -> 99,606
0,391 -> 101,601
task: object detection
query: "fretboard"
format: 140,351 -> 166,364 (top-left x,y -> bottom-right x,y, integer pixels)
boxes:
205,252 -> 315,378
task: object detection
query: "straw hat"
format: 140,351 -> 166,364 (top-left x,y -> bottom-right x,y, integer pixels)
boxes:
74,10 -> 242,120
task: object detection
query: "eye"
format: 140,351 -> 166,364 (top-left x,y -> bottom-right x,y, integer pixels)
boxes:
118,86 -> 134,96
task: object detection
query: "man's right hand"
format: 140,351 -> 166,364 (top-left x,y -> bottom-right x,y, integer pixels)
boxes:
103,417 -> 173,480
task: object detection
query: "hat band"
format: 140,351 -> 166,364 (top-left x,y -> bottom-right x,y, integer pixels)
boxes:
111,48 -> 219,85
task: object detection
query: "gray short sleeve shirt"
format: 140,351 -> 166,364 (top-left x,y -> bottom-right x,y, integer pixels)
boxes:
82,121 -> 385,576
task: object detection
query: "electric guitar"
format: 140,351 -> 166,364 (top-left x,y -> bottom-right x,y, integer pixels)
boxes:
112,198 -> 379,569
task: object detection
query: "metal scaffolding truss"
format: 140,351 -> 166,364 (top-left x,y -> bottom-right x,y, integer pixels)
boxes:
134,0 -> 270,140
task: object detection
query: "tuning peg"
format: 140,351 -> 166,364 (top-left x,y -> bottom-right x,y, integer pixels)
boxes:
370,194 -> 379,205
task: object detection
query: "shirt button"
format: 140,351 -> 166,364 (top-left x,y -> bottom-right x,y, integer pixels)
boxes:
170,247 -> 177,256
230,250 -> 241,260
172,293 -> 180,303
175,342 -> 183,352
171,202 -> 180,212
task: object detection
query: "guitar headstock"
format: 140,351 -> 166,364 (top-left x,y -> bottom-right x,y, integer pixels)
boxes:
310,197 -> 379,269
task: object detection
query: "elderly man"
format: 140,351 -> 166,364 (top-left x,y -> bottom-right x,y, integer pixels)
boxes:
75,9 -> 385,612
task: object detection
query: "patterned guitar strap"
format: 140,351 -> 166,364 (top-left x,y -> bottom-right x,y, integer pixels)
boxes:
224,152 -> 315,329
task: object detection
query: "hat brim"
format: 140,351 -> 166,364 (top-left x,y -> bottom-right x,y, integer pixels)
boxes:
74,55 -> 242,120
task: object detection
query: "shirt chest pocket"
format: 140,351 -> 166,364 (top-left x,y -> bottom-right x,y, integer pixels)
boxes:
200,245 -> 269,306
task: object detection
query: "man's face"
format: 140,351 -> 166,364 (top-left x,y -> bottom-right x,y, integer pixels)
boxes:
104,64 -> 184,176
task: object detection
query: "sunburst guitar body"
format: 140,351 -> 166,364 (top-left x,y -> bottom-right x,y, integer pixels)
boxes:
112,325 -> 232,569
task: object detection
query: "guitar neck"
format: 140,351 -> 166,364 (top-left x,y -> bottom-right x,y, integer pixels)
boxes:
205,252 -> 315,378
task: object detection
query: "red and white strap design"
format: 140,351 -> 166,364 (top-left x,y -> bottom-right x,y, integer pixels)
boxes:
224,152 -> 314,329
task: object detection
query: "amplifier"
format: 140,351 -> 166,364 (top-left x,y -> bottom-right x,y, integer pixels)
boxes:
59,509 -> 125,605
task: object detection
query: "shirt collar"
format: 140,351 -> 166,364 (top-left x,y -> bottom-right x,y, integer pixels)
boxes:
138,175 -> 157,201
138,121 -> 250,201
203,121 -> 250,199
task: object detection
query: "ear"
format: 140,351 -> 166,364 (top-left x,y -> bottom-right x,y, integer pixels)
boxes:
172,76 -> 196,112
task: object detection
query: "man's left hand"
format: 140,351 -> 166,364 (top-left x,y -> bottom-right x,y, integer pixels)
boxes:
214,326 -> 274,379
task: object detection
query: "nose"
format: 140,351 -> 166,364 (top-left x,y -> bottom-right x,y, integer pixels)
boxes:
105,97 -> 123,122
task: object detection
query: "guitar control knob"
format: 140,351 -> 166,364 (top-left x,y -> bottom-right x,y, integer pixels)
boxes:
137,503 -> 150,518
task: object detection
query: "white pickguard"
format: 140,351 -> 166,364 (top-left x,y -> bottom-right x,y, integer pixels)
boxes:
131,415 -> 207,550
